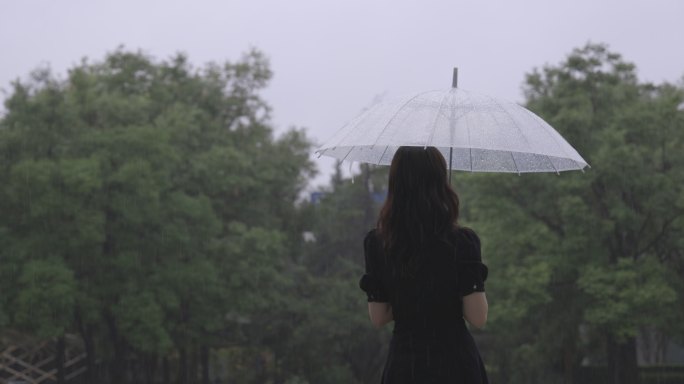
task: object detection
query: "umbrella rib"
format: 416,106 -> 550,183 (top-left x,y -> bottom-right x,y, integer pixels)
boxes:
424,90 -> 453,148
545,154 -> 560,174
509,152 -> 520,175
324,96 -> 392,153
378,145 -> 391,165
340,145 -> 356,164
463,93 -> 476,172
574,158 -> 589,170
525,109 -> 588,174
483,93 -> 553,172
479,95 -> 521,173
530,112 -> 586,170
487,92 -> 585,173
329,112 -> 375,152
370,90 -> 437,149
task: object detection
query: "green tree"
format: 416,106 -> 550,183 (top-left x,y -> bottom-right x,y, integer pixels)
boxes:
286,163 -> 390,384
0,48 -> 315,383
463,43 -> 684,384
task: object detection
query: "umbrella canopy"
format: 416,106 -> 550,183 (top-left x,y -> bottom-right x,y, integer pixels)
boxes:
315,70 -> 588,174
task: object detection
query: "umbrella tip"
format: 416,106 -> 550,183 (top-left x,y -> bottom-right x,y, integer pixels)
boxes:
452,68 -> 458,88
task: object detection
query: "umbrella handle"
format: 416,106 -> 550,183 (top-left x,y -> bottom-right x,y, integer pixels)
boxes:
448,147 -> 453,184
450,67 -> 457,183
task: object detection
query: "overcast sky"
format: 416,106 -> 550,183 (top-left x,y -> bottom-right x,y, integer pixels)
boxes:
2,0 -> 683,188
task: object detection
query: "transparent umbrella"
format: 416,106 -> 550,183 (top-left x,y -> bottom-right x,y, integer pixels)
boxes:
315,69 -> 589,176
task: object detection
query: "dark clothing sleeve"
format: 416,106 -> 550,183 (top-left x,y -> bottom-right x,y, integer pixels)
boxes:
359,230 -> 390,302
456,228 -> 489,296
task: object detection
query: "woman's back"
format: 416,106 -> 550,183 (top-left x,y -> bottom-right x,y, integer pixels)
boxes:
361,227 -> 489,383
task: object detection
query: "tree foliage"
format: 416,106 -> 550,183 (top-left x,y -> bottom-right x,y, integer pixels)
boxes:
461,43 -> 684,384
0,48 -> 315,383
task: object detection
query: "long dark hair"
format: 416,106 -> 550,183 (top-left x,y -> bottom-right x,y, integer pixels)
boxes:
377,146 -> 460,275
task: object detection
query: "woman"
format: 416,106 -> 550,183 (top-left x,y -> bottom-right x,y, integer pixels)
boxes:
359,146 -> 489,383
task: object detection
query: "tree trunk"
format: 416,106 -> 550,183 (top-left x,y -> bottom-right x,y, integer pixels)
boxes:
131,356 -> 142,384
75,307 -> 97,383
105,311 -> 126,384
145,355 -> 157,384
56,334 -> 66,384
656,329 -> 668,364
201,345 -> 210,384
563,343 -> 575,384
178,346 -> 188,384
273,352 -> 281,384
190,346 -> 199,383
163,356 -> 170,384
494,349 -> 510,384
607,334 -> 639,384
83,325 -> 97,381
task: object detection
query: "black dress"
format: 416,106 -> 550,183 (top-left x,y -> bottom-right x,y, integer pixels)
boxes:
359,227 -> 489,384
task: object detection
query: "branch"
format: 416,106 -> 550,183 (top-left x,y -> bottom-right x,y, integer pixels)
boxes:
508,189 -> 565,237
633,215 -> 680,259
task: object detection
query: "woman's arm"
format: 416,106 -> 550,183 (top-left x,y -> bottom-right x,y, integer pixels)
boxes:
368,302 -> 393,328
463,292 -> 488,328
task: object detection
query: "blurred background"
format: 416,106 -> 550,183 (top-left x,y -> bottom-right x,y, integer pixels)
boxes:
0,1 -> 683,383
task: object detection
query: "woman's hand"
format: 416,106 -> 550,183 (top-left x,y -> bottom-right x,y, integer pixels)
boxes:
463,292 -> 488,328
368,302 -> 393,328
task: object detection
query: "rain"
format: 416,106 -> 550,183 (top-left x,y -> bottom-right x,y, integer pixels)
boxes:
1,1 -> 684,384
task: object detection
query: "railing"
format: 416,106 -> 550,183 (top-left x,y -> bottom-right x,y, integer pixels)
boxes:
576,366 -> 684,384
0,342 -> 86,384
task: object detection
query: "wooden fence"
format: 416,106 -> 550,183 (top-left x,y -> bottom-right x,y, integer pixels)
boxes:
0,341 -> 86,384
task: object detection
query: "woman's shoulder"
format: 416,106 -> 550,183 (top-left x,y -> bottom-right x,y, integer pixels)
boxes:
454,226 -> 480,244
364,228 -> 383,253
364,228 -> 379,244
448,226 -> 481,260
363,229 -> 388,268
